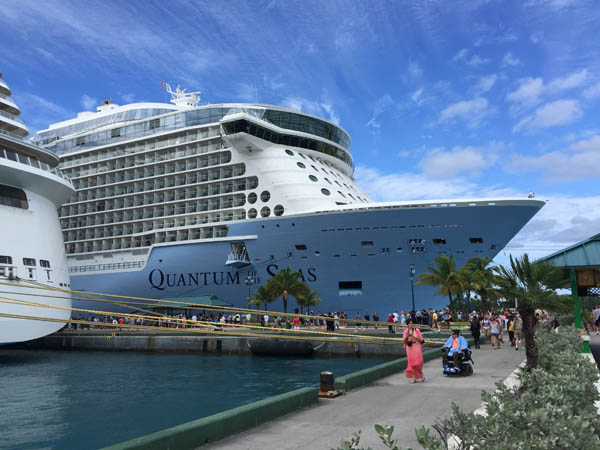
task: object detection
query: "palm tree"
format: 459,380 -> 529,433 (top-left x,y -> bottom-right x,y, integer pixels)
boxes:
249,285 -> 275,311
296,288 -> 323,314
495,254 -> 566,370
266,267 -> 305,313
464,257 -> 499,312
416,254 -> 462,305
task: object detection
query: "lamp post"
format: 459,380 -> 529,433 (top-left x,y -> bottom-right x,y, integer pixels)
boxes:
245,275 -> 254,308
409,264 -> 416,312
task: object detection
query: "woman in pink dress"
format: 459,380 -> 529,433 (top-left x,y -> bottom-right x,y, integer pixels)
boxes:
403,318 -> 425,383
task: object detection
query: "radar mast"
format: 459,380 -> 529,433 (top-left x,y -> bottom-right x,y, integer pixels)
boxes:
161,81 -> 200,107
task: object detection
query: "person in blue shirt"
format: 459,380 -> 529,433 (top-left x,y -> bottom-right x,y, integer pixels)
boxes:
442,329 -> 469,368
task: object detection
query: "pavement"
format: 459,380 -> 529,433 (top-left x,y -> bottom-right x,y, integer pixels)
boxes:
205,339 -> 526,450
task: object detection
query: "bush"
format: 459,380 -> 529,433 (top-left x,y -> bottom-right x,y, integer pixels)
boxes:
336,327 -> 600,450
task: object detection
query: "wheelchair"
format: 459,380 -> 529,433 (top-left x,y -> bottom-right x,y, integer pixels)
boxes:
442,347 -> 474,376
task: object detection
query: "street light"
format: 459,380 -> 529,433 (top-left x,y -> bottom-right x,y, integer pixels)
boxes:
245,275 -> 254,308
409,264 -> 416,312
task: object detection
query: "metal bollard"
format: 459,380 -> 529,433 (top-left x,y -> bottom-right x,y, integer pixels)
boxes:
319,371 -> 342,398
320,371 -> 335,392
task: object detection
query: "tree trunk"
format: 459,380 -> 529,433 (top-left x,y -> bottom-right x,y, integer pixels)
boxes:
283,298 -> 288,313
518,300 -> 538,370
264,302 -> 267,311
481,295 -> 488,313
448,292 -> 453,307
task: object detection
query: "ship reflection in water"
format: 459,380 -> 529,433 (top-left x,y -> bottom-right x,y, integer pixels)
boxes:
0,350 -> 389,449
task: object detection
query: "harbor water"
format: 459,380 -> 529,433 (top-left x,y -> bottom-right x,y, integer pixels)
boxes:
0,350 -> 391,449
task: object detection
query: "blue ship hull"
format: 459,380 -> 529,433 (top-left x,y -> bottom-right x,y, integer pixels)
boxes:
69,202 -> 541,317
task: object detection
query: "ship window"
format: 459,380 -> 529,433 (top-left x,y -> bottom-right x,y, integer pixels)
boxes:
0,184 -> 28,209
469,237 -> 484,244
324,178 -> 332,184
311,165 -> 318,172
111,128 -> 121,138
285,149 -> 294,156
40,260 -> 51,268
295,244 -> 307,250
321,188 -> 331,196
297,162 -> 306,169
248,208 -> 257,219
309,175 -> 318,182
0,255 -> 13,264
23,258 -> 36,266
396,248 -> 403,253
76,136 -> 85,146
361,241 -> 374,247
149,118 -> 160,129
298,153 -> 306,159
248,192 -> 257,204
260,191 -> 270,202
338,191 -> 346,198
260,206 -> 271,217
338,281 -> 362,296
274,205 -> 284,216
433,238 -> 447,245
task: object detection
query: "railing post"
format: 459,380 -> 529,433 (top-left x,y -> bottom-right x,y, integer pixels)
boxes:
570,268 -> 591,353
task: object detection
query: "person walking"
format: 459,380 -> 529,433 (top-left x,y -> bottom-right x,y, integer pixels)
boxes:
508,315 -> 515,346
482,315 -> 491,344
403,318 -> 425,384
470,315 -> 481,349
387,314 -> 395,334
490,315 -> 502,349
514,314 -> 523,350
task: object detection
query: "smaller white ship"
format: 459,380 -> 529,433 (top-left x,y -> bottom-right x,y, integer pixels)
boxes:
0,72 -> 74,344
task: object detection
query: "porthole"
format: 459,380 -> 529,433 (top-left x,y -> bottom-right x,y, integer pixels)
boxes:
260,191 -> 270,202
299,153 -> 306,159
309,175 -> 318,182
248,192 -> 257,204
338,191 -> 346,198
297,162 -> 306,169
274,205 -> 284,216
261,206 -> 271,217
321,188 -> 331,196
325,178 -> 332,184
285,149 -> 294,156
311,165 -> 318,172
248,208 -> 257,219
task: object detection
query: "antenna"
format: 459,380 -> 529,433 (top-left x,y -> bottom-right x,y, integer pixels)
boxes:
160,81 -> 201,107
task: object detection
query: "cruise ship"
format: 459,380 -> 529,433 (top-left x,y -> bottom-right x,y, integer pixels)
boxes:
0,73 -> 74,344
33,84 -> 544,316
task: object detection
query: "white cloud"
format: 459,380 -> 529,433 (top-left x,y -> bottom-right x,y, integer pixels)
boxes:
507,70 -> 588,110
506,134 -> 600,182
408,61 -> 422,78
453,48 -> 469,62
502,52 -> 520,67
500,195 -> 600,263
418,143 -> 500,178
582,80 -> 600,100
80,94 -> 97,111
530,32 -> 545,44
439,97 -> 492,128
467,55 -> 490,67
547,69 -> 587,92
121,92 -> 135,103
365,94 -> 395,134
512,99 -> 582,133
474,75 -> 498,93
411,88 -> 424,106
506,77 -> 545,108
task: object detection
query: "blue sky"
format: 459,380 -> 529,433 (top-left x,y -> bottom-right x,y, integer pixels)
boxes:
1,0 -> 599,265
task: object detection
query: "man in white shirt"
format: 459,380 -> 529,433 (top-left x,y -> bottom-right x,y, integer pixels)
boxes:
263,314 -> 269,327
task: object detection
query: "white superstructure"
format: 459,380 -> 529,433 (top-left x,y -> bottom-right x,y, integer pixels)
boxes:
0,72 -> 74,344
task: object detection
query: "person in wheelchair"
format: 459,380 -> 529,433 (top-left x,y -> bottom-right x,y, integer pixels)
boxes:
442,329 -> 469,369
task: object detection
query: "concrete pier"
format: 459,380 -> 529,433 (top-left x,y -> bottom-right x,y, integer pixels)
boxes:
203,342 -> 525,450
14,329 -> 438,358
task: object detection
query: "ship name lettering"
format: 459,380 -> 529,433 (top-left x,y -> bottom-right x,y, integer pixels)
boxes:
149,269 -> 242,290
266,264 -> 317,282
